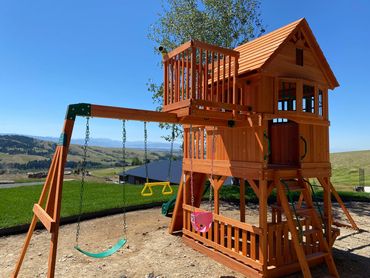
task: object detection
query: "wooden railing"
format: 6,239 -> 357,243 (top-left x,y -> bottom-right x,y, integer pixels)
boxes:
268,214 -> 321,267
183,126 -> 206,160
162,40 -> 247,116
182,204 -> 263,271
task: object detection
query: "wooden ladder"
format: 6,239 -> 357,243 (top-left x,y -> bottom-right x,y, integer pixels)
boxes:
274,174 -> 339,278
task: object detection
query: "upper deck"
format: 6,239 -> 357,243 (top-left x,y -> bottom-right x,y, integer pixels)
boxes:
162,40 -> 251,121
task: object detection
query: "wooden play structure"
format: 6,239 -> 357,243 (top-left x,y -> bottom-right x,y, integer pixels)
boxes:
12,18 -> 358,277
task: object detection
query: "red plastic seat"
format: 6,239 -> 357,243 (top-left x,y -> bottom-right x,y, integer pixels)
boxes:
190,211 -> 213,233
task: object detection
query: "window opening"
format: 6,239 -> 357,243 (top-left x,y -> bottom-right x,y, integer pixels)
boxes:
296,48 -> 303,66
278,81 -> 296,111
318,89 -> 323,116
302,84 -> 315,113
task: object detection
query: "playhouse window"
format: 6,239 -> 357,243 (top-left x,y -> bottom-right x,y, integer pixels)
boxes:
302,84 -> 315,113
278,81 -> 296,111
318,89 -> 323,116
296,48 -> 303,66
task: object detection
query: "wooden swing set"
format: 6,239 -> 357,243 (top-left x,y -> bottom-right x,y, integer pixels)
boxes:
12,18 -> 359,278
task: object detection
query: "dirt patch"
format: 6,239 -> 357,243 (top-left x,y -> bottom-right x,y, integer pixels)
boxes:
1,202 -> 369,277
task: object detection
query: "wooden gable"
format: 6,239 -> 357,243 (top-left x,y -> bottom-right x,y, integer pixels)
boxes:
236,18 -> 339,89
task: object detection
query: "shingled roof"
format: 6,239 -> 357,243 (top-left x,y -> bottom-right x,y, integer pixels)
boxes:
235,18 -> 339,89
121,159 -> 233,185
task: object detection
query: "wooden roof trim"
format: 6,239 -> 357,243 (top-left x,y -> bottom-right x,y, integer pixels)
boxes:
299,20 -> 339,89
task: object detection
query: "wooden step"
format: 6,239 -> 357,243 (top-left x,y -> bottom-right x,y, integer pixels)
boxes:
271,204 -> 312,217
282,179 -> 305,192
306,251 -> 328,262
303,228 -> 321,236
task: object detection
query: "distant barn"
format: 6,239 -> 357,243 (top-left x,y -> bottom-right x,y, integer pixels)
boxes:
120,159 -> 232,185
120,159 -> 183,184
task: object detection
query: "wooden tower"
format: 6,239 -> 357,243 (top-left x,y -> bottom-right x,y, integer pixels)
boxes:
167,18 -> 357,277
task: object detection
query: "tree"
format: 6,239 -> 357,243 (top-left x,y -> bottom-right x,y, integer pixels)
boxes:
147,0 -> 265,139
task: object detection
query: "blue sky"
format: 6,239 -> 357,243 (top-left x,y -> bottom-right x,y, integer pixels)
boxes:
0,1 -> 369,152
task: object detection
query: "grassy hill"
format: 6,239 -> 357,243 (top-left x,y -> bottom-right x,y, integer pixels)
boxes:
0,135 -> 178,172
330,150 -> 370,190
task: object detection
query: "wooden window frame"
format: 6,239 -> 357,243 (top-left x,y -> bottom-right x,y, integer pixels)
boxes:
274,78 -> 328,120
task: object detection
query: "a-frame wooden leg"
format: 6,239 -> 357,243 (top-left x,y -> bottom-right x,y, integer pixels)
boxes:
329,180 -> 358,230
12,119 -> 74,278
12,147 -> 61,277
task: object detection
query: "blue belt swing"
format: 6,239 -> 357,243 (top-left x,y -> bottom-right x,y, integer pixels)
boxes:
74,118 -> 128,258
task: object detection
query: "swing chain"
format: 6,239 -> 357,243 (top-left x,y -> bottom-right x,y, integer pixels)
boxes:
167,124 -> 175,182
75,116 -> 90,246
209,126 -> 216,211
121,120 -> 127,236
144,122 -> 149,183
189,125 -> 194,208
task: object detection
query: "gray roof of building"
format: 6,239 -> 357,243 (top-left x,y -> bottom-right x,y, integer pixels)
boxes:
120,159 -> 233,185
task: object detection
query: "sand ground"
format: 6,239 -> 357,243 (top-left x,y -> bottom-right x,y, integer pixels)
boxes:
1,202 -> 369,278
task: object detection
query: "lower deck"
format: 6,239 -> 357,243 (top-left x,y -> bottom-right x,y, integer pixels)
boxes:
182,205 -> 339,278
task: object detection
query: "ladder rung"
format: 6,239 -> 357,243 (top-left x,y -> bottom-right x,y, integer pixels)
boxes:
284,183 -> 305,192
303,228 -> 320,236
271,204 -> 312,216
306,251 -> 328,262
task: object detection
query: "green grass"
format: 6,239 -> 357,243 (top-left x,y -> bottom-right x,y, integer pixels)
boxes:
0,181 -> 178,229
218,185 -> 370,204
90,166 -> 138,177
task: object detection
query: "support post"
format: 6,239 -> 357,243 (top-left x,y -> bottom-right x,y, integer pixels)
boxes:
322,177 -> 332,245
239,178 -> 245,222
259,179 -> 268,276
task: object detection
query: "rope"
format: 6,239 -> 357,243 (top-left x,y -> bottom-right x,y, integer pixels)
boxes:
75,116 -> 90,246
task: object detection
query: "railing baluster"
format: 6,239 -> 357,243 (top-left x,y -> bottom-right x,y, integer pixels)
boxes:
228,55 -> 231,104
222,54 -> 226,104
234,226 -> 240,253
181,53 -> 185,101
220,222 -> 225,247
214,220 -> 219,244
186,49 -> 190,99
251,233 -> 256,260
242,230 -> 247,256
211,51 -> 214,102
204,50 -> 208,101
198,48 -> 202,100
191,47 -> 196,99
164,61 -> 168,105
217,53 -> 220,102
227,225 -> 232,249
177,55 -> 180,102
170,58 -> 174,104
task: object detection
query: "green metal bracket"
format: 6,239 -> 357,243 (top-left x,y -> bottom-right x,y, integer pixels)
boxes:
58,132 -> 68,146
65,103 -> 91,120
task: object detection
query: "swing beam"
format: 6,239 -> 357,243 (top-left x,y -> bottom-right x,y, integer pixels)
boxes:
11,102 -> 248,278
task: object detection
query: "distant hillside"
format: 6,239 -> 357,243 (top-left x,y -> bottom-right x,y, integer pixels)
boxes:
32,136 -> 181,150
330,150 -> 370,189
0,135 -> 180,172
